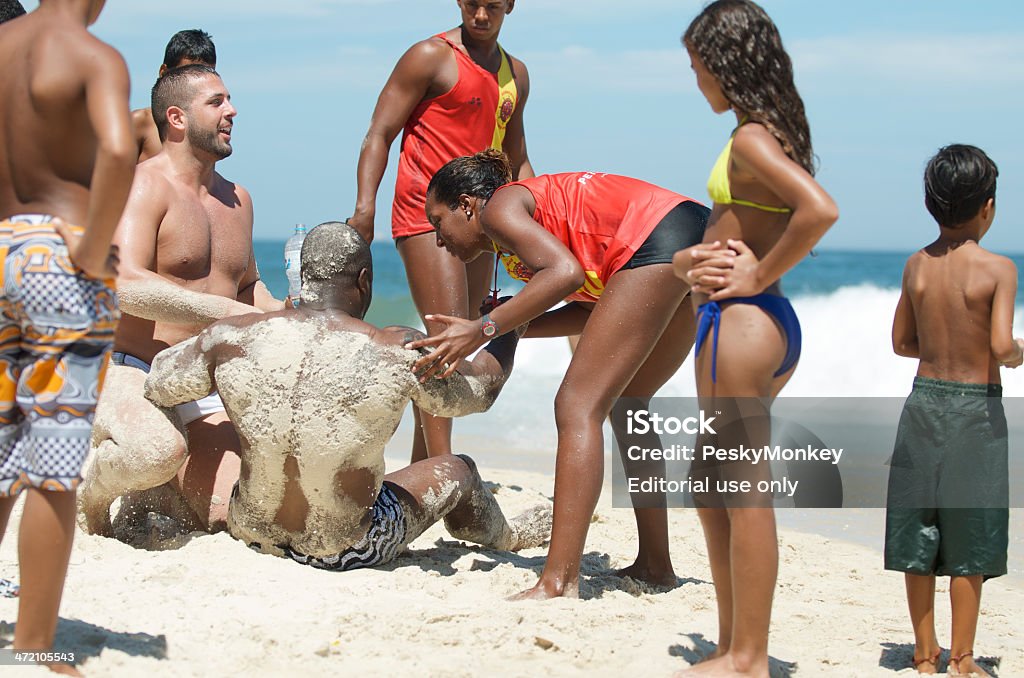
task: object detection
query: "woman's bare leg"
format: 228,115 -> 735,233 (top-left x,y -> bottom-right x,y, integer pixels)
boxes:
612,301 -> 697,586
683,302 -> 790,677
512,264 -> 689,600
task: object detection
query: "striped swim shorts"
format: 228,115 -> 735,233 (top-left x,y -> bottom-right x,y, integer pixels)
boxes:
0,215 -> 119,496
250,482 -> 408,571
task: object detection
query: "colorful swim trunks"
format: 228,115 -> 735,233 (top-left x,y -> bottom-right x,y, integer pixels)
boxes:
0,214 -> 119,496
249,482 -> 408,571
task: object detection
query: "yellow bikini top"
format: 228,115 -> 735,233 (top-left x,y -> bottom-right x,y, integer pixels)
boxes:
707,118 -> 792,214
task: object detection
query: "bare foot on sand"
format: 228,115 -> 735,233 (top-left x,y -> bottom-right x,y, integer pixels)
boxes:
508,577 -> 579,601
673,653 -> 769,677
613,561 -> 678,589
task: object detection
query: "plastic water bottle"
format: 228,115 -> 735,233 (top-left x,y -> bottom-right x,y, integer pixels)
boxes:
283,223 -> 307,307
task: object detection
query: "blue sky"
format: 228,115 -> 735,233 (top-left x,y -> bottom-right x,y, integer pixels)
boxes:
24,1 -> 1024,252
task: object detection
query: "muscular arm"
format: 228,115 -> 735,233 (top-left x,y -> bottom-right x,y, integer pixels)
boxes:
386,326 -> 521,417
349,40 -> 449,243
989,257 -> 1024,366
77,40 -> 136,275
481,186 -> 584,335
405,186 -> 580,377
115,171 -> 259,323
502,56 -> 534,180
144,333 -> 217,407
892,261 -> 919,358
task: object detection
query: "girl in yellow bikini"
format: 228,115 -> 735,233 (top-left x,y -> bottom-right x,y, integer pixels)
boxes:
673,1 -> 838,675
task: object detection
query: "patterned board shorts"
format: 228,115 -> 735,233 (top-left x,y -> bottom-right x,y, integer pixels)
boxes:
0,215 -> 119,496
250,483 -> 408,571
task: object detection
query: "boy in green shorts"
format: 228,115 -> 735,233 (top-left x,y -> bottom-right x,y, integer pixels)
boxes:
887,144 -> 1023,676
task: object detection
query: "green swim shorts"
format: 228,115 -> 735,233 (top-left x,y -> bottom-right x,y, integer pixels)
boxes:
884,376 -> 1008,578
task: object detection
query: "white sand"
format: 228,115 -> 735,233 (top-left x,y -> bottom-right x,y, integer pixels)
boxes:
1,465 -> 1021,677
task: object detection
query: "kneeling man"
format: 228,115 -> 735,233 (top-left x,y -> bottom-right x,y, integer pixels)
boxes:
142,222 -> 546,567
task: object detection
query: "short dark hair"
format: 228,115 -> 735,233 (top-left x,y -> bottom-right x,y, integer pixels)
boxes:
0,0 -> 26,23
150,64 -> 220,141
924,145 -> 998,228
427,149 -> 513,209
301,222 -> 371,282
163,29 -> 216,69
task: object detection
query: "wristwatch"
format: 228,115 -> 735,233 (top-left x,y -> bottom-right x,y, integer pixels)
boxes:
480,314 -> 499,338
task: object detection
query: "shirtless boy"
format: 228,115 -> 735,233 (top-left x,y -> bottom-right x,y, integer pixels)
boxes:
80,65 -> 281,536
887,144 -> 1022,676
132,29 -> 217,162
349,0 -> 533,463
143,222 -> 549,568
0,0 -> 134,671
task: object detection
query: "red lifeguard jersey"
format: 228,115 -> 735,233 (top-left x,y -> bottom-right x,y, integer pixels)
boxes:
391,35 -> 518,239
495,173 -> 696,302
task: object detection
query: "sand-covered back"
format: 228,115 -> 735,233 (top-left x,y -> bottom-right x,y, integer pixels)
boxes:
1,464 -> 1021,677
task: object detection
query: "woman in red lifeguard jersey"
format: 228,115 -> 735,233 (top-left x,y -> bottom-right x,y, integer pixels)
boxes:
407,150 -> 709,599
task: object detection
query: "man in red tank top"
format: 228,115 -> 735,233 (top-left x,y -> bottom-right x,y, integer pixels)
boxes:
348,1 -> 533,463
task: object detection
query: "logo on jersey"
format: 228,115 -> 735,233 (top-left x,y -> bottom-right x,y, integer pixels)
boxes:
498,92 -> 515,126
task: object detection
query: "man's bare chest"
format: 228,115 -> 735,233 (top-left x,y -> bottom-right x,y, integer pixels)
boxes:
156,195 -> 251,283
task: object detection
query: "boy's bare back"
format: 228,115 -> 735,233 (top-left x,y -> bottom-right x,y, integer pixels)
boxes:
900,242 -> 1018,384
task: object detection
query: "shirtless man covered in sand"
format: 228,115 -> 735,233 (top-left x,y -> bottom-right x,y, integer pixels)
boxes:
0,0 -> 133,671
80,65 -> 282,536
143,222 -> 549,568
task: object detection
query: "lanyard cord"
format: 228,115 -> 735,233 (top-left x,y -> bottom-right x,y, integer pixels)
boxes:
491,250 -> 501,303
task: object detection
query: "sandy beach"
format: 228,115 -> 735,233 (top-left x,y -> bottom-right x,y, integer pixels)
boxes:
1,444 -> 1021,677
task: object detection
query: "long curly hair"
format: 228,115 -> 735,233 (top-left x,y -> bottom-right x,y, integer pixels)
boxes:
684,0 -> 815,175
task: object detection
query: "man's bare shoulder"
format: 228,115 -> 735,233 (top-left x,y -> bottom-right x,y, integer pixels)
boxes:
505,51 -> 529,76
211,171 -> 253,211
45,26 -> 127,75
394,36 -> 452,76
131,159 -> 175,193
17,22 -> 126,98
131,108 -> 154,133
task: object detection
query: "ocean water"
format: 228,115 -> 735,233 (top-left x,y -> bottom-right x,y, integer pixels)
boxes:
255,241 -> 1024,402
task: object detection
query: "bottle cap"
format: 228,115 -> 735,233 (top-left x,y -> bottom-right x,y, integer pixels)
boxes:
295,223 -> 307,233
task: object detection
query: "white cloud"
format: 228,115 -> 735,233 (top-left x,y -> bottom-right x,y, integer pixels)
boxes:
791,33 -> 1024,87
27,0 -> 397,18
521,46 -> 691,95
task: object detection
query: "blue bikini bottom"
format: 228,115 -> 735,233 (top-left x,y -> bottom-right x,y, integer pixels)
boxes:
695,294 -> 802,383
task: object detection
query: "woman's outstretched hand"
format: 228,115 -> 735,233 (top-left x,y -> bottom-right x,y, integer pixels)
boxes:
405,314 -> 487,381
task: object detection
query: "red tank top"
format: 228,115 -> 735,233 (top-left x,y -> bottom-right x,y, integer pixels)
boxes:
392,35 -> 518,238
495,173 -> 692,302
